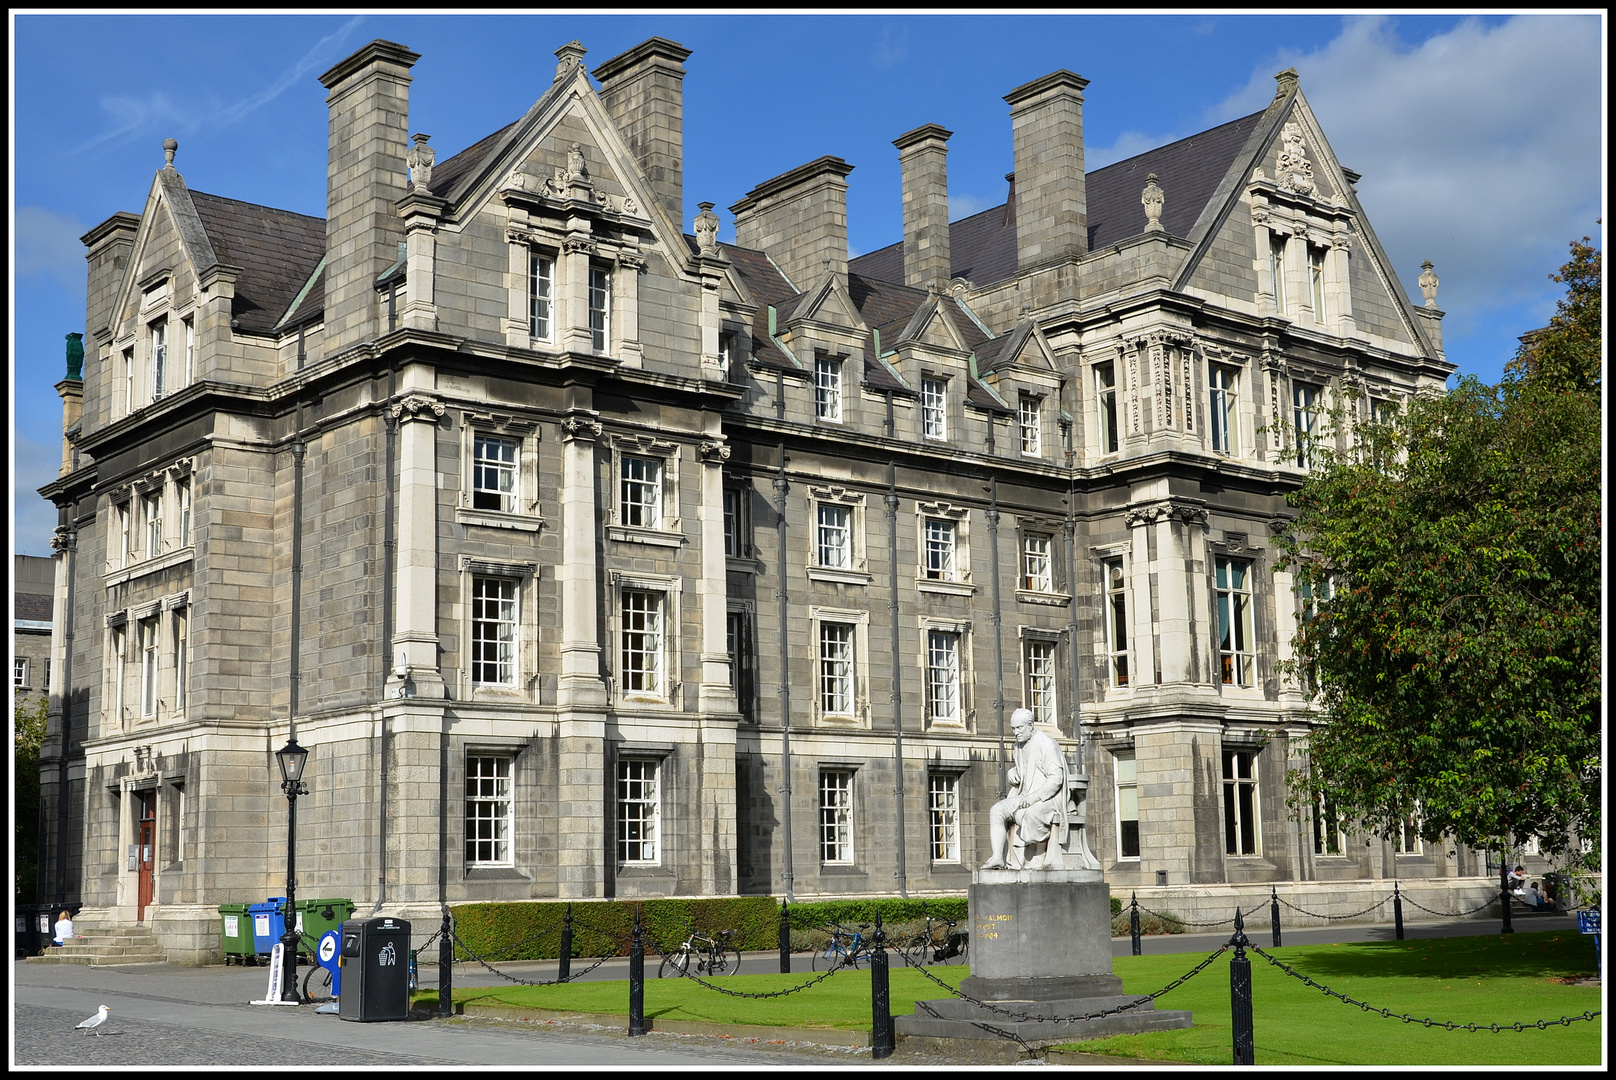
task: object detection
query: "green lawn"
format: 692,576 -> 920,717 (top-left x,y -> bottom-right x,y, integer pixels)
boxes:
418,932 -> 1602,1065
1061,930 -> 1602,1065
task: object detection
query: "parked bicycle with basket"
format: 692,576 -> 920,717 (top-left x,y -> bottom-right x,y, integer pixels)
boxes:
658,927 -> 742,978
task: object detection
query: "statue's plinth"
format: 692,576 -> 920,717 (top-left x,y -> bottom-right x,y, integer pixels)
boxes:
894,870 -> 1193,1055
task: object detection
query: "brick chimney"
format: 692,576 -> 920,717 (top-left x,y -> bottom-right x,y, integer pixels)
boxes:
894,124 -> 952,293
594,37 -> 694,224
730,156 -> 855,293
319,39 -> 419,356
1004,70 -> 1089,270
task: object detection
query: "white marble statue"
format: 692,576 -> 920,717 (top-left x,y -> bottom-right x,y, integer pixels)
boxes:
983,708 -> 1070,870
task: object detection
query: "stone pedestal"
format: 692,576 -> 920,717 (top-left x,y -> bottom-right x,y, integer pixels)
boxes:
895,870 -> 1193,1054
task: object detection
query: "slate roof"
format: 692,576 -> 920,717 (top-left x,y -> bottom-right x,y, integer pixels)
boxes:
189,191 -> 327,334
429,120 -> 520,200
15,592 -> 53,623
850,109 -> 1266,289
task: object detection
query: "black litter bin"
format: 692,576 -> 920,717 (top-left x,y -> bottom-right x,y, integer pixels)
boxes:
337,917 -> 412,1022
15,904 -> 44,958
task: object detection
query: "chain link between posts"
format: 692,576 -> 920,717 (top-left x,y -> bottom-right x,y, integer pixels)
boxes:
447,925 -> 619,987
1398,892 -> 1502,918
1275,892 -> 1393,921
1250,945 -> 1602,1032
641,930 -> 849,998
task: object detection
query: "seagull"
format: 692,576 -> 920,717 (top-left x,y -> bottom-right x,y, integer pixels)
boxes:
77,1004 -> 110,1036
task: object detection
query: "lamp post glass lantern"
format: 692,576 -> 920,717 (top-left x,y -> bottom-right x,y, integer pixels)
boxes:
277,737 -> 309,1001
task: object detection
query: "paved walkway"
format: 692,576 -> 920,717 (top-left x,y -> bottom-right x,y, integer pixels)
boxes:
12,911 -> 1589,1067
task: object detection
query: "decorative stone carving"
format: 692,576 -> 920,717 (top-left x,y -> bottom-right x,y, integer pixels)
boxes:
1418,260 -> 1439,308
563,236 -> 596,256
1123,500 -> 1209,529
545,167 -> 569,198
694,201 -> 721,255
560,415 -> 603,442
407,133 -> 435,191
620,194 -> 639,216
982,709 -> 1070,871
51,525 -> 77,553
698,439 -> 731,463
390,394 -> 445,422
166,457 -> 193,480
1141,173 -> 1165,232
1277,121 -> 1316,196
616,251 -> 646,272
567,143 -> 589,184
163,138 -> 178,169
554,40 -> 586,81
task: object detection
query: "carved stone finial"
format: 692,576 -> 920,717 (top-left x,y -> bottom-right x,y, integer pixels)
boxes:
1274,67 -> 1300,98
407,133 -> 435,190
567,142 -> 589,183
65,332 -> 85,382
1142,173 -> 1165,232
163,138 -> 178,169
555,40 -> 587,80
694,201 -> 721,255
1276,121 -> 1315,195
1418,260 -> 1439,308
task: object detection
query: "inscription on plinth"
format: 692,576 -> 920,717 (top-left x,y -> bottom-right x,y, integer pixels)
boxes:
968,871 -> 1113,985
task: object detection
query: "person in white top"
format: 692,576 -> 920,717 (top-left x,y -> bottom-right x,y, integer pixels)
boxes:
1522,882 -> 1546,909
53,911 -> 75,946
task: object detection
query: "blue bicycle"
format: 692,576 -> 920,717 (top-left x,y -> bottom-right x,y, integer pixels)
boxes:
812,923 -> 874,971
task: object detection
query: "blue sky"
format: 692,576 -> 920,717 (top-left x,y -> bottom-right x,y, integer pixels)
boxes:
10,12 -> 1605,556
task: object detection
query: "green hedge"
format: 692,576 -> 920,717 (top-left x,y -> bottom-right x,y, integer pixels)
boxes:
449,895 -> 970,959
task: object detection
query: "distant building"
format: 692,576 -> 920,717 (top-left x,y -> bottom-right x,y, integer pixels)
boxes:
39,37 -> 1470,962
13,554 -> 54,715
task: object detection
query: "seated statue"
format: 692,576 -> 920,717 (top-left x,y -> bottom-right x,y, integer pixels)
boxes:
982,708 -> 1070,870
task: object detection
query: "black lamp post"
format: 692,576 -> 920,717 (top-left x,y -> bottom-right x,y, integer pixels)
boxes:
276,737 -> 310,1002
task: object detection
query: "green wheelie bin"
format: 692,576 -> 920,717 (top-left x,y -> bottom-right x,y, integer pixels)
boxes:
219,903 -> 256,965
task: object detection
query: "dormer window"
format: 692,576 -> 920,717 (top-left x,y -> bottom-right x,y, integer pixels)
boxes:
588,263 -> 611,352
814,356 -> 843,422
921,377 -> 948,440
1309,244 -> 1327,320
1018,392 -> 1043,456
1270,235 -> 1288,314
150,320 -> 168,400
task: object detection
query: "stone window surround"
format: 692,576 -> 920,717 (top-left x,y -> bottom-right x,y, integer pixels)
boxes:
457,557 -> 538,700
117,267 -> 197,419
614,752 -> 665,867
605,433 -> 683,545
503,223 -> 644,360
816,764 -> 860,866
456,410 -> 543,533
919,614 -> 973,731
919,373 -> 949,441
1204,350 -> 1252,459
609,570 -> 683,708
1018,627 -> 1062,728
809,605 -> 871,727
927,770 -> 963,864
1014,516 -> 1068,605
1221,745 -> 1262,858
103,592 -> 190,728
1091,359 -> 1120,457
1088,542 -> 1131,693
807,485 -> 871,585
1211,548 -> 1260,693
916,501 -> 973,595
103,460 -> 196,586
813,353 -> 846,423
463,747 -> 519,871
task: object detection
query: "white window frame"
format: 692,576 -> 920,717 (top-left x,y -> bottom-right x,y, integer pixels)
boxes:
613,577 -> 681,705
923,518 -> 956,580
123,348 -> 135,416
620,454 -> 663,529
608,436 -> 680,540
818,768 -> 855,865
1314,791 -> 1346,857
139,616 -> 159,718
722,486 -> 747,558
116,500 -> 132,569
1094,361 -> 1120,455
464,753 -> 514,868
529,250 -> 554,341
816,503 -> 852,569
923,624 -> 965,728
150,319 -> 168,400
471,432 -> 520,514
928,772 -> 960,864
1104,557 -> 1130,687
814,355 -> 843,422
1215,556 -> 1255,688
616,756 -> 661,865
182,316 -> 194,386
1023,636 -> 1058,727
176,478 -> 192,548
173,607 -> 188,714
588,262 -> 611,353
470,575 -> 519,688
921,377 -> 948,440
1292,381 -> 1321,469
1018,392 -> 1043,456
1308,243 -> 1327,321
1270,234 -> 1288,314
1115,750 -> 1140,860
818,621 -> 857,719
143,491 -> 163,560
14,657 -> 28,689
810,606 -> 869,725
1022,532 -> 1054,592
1222,748 -> 1261,856
1209,363 -> 1240,456
110,624 -> 127,721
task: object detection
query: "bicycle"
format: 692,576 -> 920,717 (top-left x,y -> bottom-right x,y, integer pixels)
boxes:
901,913 -> 968,967
658,928 -> 741,978
812,923 -> 874,971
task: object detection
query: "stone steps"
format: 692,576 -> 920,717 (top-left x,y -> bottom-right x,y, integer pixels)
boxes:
29,924 -> 167,966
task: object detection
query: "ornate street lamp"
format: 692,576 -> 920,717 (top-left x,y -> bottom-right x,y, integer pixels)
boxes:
276,737 -> 310,1002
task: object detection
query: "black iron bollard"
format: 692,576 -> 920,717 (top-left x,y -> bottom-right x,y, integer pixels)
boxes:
558,903 -> 573,981
1393,882 -> 1405,940
1500,864 -> 1514,934
438,906 -> 454,1018
780,898 -> 792,974
1130,894 -> 1142,956
870,912 -> 894,1060
1230,908 -> 1255,1065
1269,886 -> 1282,948
628,907 -> 647,1036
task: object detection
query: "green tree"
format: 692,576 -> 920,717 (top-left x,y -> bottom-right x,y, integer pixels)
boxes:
1276,238 -> 1601,870
14,695 -> 48,902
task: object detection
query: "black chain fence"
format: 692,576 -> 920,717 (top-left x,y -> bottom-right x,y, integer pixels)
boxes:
641,929 -> 850,999
1274,893 -> 1393,921
1397,892 -> 1502,918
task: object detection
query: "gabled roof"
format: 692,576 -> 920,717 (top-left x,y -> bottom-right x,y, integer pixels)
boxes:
428,120 -> 521,200
850,109 -> 1267,289
189,191 -> 327,334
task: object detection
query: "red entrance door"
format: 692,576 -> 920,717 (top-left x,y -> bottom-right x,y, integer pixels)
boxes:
135,790 -> 156,921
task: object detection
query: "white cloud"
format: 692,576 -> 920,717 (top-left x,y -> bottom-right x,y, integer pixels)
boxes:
14,207 -> 88,284
1209,15 -> 1601,351
1088,130 -> 1185,171
949,193 -> 994,220
12,431 -> 61,556
873,25 -> 909,71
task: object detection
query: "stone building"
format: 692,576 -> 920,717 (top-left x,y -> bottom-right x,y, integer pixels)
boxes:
14,555 -> 55,717
38,37 -> 1475,961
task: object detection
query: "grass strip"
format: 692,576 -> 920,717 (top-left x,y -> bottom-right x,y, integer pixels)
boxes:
1057,929 -> 1601,1065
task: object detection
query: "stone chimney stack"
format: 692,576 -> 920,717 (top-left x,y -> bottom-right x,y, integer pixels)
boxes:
319,39 -> 419,356
730,156 -> 855,293
1004,70 -> 1090,270
894,124 -> 953,294
594,38 -> 694,224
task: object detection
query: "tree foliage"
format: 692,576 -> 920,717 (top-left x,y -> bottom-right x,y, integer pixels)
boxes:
1275,238 -> 1601,869
14,695 -> 47,901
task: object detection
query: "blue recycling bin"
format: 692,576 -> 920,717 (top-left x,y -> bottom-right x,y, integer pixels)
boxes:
248,898 -> 289,957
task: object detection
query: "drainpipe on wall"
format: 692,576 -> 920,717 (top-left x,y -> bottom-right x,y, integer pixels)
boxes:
1063,417 -> 1083,763
374,367 -> 398,914
987,475 -> 1007,798
54,527 -> 78,908
774,442 -> 794,902
886,440 -> 908,898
